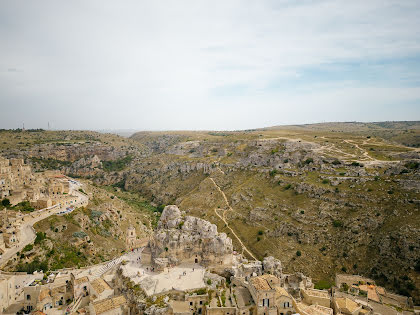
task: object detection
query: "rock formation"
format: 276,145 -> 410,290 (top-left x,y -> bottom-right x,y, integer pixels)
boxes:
148,205 -> 233,268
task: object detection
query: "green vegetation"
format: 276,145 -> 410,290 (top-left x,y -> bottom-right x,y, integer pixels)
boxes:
29,157 -> 72,170
296,250 -> 302,256
34,232 -> 46,244
12,201 -> 34,212
314,280 -> 333,290
102,155 -> 133,172
1,198 -> 10,207
22,244 -> 34,252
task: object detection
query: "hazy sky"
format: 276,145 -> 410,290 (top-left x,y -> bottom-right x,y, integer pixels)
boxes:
1,1 -> 420,130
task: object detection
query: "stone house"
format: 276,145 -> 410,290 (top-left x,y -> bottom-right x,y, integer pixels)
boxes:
90,278 -> 114,301
23,280 -> 73,313
89,295 -> 129,315
332,297 -> 363,315
274,287 -> 294,315
185,293 -> 209,314
0,274 -> 15,313
71,274 -> 90,298
248,276 -> 277,314
301,288 -> 331,308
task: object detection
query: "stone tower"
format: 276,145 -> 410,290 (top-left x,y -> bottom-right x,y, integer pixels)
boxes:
125,225 -> 137,249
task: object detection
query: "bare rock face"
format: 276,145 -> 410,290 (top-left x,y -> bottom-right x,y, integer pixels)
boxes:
263,256 -> 282,277
158,205 -> 182,229
150,205 -> 233,267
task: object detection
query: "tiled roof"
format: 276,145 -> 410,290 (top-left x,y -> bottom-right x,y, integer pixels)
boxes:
74,276 -> 89,285
275,287 -> 290,297
51,284 -> 66,296
39,289 -> 51,302
91,278 -> 112,294
250,277 -> 271,291
93,295 -> 127,315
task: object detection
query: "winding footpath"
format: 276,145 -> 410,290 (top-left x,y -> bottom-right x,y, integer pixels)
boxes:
208,177 -> 257,261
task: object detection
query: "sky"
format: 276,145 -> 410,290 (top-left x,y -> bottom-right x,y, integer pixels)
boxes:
0,0 -> 420,131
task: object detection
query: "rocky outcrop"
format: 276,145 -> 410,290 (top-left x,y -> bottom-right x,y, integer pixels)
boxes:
149,205 -> 233,267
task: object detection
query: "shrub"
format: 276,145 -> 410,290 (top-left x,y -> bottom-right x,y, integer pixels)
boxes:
207,279 -> 212,285
102,155 -> 133,172
269,169 -> 278,177
156,205 -> 165,213
23,244 -> 33,252
34,232 -> 46,244
257,236 -> 261,242
258,230 -> 264,235
1,198 -> 10,207
332,160 -> 341,165
341,266 -> 347,272
284,184 -> 292,190
405,161 -> 419,170
304,158 -> 314,165
322,179 -> 329,184
296,250 -> 301,256
333,220 -> 344,228
300,210 -> 305,214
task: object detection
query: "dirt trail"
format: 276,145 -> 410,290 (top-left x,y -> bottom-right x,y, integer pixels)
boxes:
208,177 -> 257,260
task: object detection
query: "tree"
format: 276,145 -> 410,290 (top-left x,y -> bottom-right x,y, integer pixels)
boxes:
2,198 -> 10,207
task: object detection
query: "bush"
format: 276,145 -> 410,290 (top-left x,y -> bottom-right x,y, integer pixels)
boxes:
13,201 -> 34,212
34,232 -> 46,244
258,230 -> 264,235
322,179 -> 329,184
341,266 -> 347,272
269,169 -> 278,177
332,160 -> 341,165
207,279 -> 212,285
102,155 -> 133,172
284,184 -> 292,190
405,161 -> 419,170
304,158 -> 314,165
1,198 -> 10,207
156,205 -> 165,213
333,220 -> 344,228
296,250 -> 301,256
23,244 -> 33,252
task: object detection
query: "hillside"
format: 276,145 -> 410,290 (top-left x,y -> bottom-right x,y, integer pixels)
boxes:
0,124 -> 419,302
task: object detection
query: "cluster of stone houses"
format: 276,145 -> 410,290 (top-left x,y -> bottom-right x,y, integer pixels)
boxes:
0,269 -> 130,315
0,156 -> 84,257
0,156 -> 75,209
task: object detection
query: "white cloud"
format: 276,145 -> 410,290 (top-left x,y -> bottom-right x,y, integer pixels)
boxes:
0,0 -> 419,130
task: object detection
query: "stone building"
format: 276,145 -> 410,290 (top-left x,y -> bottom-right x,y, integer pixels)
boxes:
125,225 -> 139,249
0,274 -> 15,313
